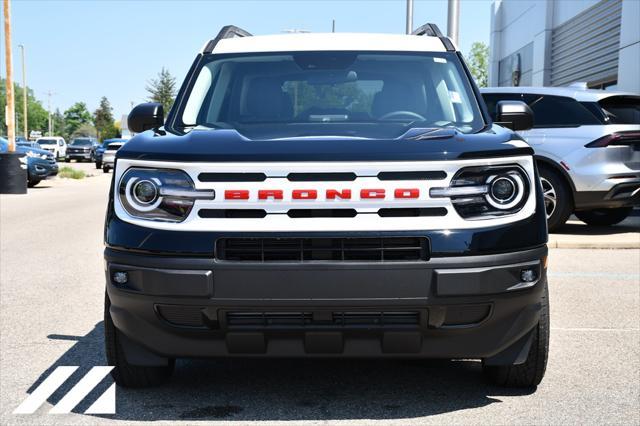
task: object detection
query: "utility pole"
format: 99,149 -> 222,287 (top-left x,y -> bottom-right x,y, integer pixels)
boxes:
45,90 -> 56,136
3,0 -> 15,151
447,0 -> 460,46
18,44 -> 27,139
405,0 -> 414,34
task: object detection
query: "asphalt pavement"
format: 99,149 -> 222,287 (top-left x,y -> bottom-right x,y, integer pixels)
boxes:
1,170 -> 639,425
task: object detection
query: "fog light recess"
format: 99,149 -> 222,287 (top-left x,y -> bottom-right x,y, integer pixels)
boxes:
113,271 -> 129,285
520,269 -> 537,283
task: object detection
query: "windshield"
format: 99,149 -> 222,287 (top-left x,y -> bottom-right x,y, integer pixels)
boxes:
177,52 -> 485,139
599,96 -> 640,125
70,139 -> 92,146
37,139 -> 57,145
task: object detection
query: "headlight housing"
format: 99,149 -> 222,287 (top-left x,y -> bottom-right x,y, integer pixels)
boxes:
430,165 -> 530,219
118,168 -> 215,222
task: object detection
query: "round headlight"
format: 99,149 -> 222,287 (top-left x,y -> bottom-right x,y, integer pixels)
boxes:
132,179 -> 158,205
486,173 -> 525,209
490,176 -> 516,203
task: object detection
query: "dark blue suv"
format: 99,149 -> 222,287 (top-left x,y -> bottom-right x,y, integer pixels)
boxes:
1,138 -> 59,187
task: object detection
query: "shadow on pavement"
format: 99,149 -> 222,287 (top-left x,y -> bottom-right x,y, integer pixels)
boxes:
25,322 -> 536,421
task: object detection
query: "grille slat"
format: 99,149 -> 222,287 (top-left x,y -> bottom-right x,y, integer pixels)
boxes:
377,171 -> 447,180
198,172 -> 267,182
199,208 -> 447,218
217,237 -> 428,262
287,172 -> 357,181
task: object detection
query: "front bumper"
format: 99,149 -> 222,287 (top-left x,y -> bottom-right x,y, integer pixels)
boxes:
67,151 -> 92,160
574,180 -> 640,210
29,160 -> 58,179
105,245 -> 547,361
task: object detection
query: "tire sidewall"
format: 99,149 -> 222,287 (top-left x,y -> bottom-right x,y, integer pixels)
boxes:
539,166 -> 572,232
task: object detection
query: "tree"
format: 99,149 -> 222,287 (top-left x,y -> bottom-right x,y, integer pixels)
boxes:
146,67 -> 177,113
101,123 -> 121,140
93,96 -> 115,140
466,42 -> 489,88
71,123 -> 97,139
0,78 -> 49,136
63,102 -> 93,139
51,109 -> 65,137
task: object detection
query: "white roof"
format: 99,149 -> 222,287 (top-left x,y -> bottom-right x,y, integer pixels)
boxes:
207,33 -> 448,54
481,86 -> 638,102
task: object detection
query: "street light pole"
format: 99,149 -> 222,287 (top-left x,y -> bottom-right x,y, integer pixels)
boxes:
447,0 -> 460,46
405,0 -> 414,34
18,44 -> 27,140
46,90 -> 54,136
3,0 -> 15,151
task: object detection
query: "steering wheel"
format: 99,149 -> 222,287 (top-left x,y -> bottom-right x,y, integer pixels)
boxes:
378,110 -> 426,121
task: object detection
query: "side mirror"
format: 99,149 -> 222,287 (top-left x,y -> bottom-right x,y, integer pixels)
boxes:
495,100 -> 533,131
128,103 -> 164,133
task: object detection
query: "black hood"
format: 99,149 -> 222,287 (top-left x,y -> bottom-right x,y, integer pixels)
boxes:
117,125 -> 532,163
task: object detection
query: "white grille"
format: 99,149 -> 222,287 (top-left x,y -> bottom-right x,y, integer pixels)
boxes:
114,156 -> 537,232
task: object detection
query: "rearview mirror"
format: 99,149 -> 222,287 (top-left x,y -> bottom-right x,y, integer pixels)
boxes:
128,103 -> 164,133
495,100 -> 533,131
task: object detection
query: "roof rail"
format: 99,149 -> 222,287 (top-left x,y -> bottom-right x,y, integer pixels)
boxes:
411,23 -> 443,37
411,23 -> 455,52
203,25 -> 252,53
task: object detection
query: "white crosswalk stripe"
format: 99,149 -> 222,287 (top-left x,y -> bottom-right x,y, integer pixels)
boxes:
13,367 -> 78,414
14,366 -> 115,415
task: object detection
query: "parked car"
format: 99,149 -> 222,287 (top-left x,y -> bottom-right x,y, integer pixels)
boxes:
482,87 -> 640,230
16,140 -> 41,149
101,140 -> 126,173
35,136 -> 67,160
104,24 -> 550,389
95,138 -> 126,169
1,135 -> 28,144
0,137 -> 58,187
66,137 -> 99,162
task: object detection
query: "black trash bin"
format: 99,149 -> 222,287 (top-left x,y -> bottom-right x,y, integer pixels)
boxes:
0,152 -> 28,194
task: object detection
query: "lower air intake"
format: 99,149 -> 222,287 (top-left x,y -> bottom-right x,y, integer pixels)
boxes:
216,237 -> 429,262
226,311 -> 421,330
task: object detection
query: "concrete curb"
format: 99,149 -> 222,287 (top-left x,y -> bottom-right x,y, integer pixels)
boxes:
548,238 -> 640,249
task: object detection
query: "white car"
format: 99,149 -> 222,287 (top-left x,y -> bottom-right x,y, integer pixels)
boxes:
101,141 -> 126,173
35,137 -> 67,160
482,86 -> 640,230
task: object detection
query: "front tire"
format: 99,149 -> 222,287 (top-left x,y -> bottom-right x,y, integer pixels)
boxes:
27,179 -> 41,188
539,166 -> 573,232
104,294 -> 174,387
483,280 -> 549,388
103,165 -> 110,173
575,207 -> 632,227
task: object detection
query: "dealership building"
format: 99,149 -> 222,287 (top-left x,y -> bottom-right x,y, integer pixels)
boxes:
489,0 -> 639,93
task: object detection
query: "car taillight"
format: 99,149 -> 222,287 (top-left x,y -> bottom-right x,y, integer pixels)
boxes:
430,165 -> 530,219
585,132 -> 640,148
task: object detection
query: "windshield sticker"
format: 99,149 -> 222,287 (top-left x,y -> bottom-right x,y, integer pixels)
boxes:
449,91 -> 462,103
433,57 -> 447,63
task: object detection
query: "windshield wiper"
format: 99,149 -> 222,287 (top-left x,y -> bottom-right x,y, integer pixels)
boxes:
401,127 -> 457,140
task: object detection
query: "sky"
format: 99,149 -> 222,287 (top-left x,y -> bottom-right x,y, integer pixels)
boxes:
2,0 -> 492,121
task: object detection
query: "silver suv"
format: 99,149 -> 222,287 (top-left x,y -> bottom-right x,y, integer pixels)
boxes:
482,86 -> 639,231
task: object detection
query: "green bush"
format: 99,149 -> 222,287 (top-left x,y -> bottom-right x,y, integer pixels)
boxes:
58,166 -> 86,180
